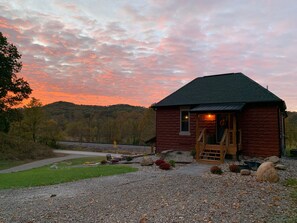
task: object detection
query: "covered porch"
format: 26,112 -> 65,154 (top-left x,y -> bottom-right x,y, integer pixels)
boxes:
191,103 -> 244,164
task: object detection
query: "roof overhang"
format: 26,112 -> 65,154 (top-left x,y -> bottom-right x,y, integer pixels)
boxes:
190,103 -> 246,113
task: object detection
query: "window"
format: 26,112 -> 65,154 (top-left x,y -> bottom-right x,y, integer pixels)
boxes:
180,110 -> 190,132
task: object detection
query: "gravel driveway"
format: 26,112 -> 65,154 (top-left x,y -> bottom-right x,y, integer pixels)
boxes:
0,160 -> 297,223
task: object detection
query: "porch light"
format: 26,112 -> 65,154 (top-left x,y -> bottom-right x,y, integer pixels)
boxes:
203,114 -> 215,121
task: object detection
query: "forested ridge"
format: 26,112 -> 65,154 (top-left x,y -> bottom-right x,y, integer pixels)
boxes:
43,101 -> 156,145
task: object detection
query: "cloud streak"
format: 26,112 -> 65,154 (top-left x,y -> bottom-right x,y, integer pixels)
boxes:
0,0 -> 297,111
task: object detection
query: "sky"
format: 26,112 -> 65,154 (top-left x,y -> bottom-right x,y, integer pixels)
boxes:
0,0 -> 297,111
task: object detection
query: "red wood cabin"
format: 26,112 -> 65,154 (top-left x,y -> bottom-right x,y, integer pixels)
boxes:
153,73 -> 287,163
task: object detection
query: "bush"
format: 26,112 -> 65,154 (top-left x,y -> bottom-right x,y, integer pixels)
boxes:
210,166 -> 223,175
0,132 -> 54,160
111,159 -> 119,164
229,164 -> 240,173
126,156 -> 133,161
168,160 -> 176,167
159,162 -> 171,170
155,159 -> 165,166
191,149 -> 196,158
100,160 -> 107,165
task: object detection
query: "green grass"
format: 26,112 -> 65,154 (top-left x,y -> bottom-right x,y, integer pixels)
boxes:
285,178 -> 297,201
285,178 -> 297,187
0,157 -> 137,189
57,156 -> 106,166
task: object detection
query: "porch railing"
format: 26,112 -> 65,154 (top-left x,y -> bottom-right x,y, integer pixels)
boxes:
219,129 -> 229,161
196,128 -> 206,160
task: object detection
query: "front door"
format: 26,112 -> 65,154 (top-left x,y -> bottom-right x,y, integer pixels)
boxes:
216,114 -> 229,142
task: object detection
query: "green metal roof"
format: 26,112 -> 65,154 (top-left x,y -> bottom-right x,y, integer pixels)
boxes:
154,73 -> 286,110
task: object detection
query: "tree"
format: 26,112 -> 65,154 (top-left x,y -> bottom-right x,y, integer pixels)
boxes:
22,97 -> 44,142
0,32 -> 32,112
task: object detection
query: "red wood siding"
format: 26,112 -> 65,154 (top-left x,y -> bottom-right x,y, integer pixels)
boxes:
239,105 -> 280,157
156,107 -> 196,152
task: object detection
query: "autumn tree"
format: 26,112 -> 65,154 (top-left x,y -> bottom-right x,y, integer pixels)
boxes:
22,98 -> 44,142
0,32 -> 32,132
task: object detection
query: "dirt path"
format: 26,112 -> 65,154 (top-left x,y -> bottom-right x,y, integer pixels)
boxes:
0,150 -> 121,174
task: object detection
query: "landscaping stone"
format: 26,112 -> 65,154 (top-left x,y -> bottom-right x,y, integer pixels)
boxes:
159,150 -> 174,159
50,164 -> 58,169
140,157 -> 154,166
264,156 -> 280,164
256,162 -> 279,183
160,150 -> 193,163
106,154 -> 112,161
240,169 -> 251,175
275,164 -> 286,170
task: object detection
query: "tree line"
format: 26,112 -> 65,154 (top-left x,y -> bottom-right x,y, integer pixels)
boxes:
43,101 -> 156,145
7,100 -> 155,147
286,111 -> 297,149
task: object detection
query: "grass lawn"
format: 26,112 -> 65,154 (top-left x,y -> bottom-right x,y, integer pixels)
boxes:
285,178 -> 297,199
284,178 -> 297,223
0,157 -> 137,189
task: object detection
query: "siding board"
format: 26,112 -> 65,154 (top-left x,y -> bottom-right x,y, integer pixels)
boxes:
239,105 -> 280,157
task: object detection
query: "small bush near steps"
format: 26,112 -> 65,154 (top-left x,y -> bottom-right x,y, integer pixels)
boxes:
168,160 -> 176,167
155,159 -> 165,166
229,164 -> 240,173
159,162 -> 171,170
210,166 -> 223,175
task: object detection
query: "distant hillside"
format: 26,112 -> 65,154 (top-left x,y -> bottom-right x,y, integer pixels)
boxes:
44,101 -> 146,122
43,101 -> 155,145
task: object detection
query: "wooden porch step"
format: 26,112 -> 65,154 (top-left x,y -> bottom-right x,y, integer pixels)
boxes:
202,151 -> 220,155
198,144 -> 225,164
203,149 -> 220,152
200,154 -> 220,158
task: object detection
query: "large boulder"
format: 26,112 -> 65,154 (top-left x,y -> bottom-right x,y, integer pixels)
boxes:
140,157 -> 154,166
256,162 -> 279,183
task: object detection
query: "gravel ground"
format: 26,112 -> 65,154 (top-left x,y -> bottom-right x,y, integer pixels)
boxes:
0,158 -> 297,223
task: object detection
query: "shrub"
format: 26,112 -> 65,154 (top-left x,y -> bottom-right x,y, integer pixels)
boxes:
210,166 -> 223,175
0,132 -> 54,161
229,164 -> 240,173
169,160 -> 176,167
159,162 -> 171,170
100,160 -> 107,165
111,159 -> 119,164
126,156 -> 133,161
191,149 -> 196,158
155,159 -> 165,166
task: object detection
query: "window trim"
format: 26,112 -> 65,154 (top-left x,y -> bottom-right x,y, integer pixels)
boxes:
180,109 -> 190,135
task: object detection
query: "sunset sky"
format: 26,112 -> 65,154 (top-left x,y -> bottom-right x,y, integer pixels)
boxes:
1,0 -> 296,111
